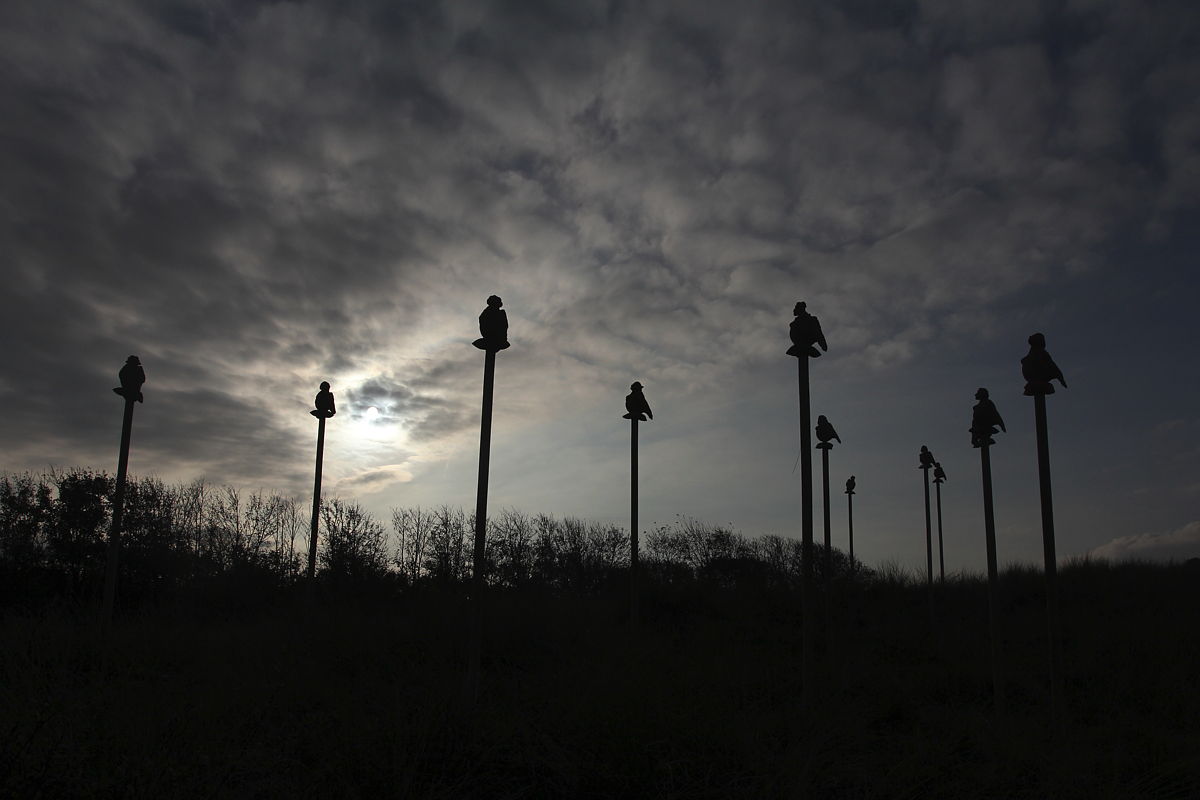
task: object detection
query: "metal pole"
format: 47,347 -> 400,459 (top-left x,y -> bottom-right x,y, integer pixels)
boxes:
466,348 -> 497,704
798,356 -> 814,704
821,446 -> 831,579
308,415 -> 326,581
1033,393 -> 1061,722
102,397 -> 135,626
935,479 -> 945,583
923,466 -> 934,629
980,442 -> 1005,716
847,491 -> 854,565
630,416 -> 639,628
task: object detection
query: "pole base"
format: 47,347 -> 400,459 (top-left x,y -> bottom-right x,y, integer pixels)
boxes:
473,338 -> 510,351
786,344 -> 822,358
622,412 -> 648,421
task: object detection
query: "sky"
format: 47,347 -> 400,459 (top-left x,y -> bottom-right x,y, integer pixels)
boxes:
2,0 -> 1198,572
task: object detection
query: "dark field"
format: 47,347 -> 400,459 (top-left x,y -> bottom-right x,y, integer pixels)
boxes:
3,561 -> 1199,799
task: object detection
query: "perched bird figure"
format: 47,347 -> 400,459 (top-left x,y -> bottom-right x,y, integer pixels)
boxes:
970,387 -> 1006,447
845,475 -> 856,495
919,445 -> 935,470
1021,332 -> 1067,395
787,301 -> 827,358
113,355 -> 145,403
933,462 -> 947,483
311,381 -> 336,418
623,381 -> 653,421
815,414 -> 840,445
473,295 -> 510,351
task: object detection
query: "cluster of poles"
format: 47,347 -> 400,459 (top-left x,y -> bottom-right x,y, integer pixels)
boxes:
100,299 -> 1069,716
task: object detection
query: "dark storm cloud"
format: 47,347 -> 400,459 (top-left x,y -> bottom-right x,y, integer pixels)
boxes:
2,0 -> 1198,546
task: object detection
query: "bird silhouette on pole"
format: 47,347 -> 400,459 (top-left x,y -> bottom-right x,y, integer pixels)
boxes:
624,381 -> 651,628
308,381 -> 335,582
467,296 -> 509,705
787,300 -> 825,709
103,356 -> 145,629
112,355 -> 145,403
473,295 -> 510,352
624,381 -> 653,421
786,301 -> 828,358
845,475 -> 856,565
972,387 -> 1006,715
1022,332 -> 1066,723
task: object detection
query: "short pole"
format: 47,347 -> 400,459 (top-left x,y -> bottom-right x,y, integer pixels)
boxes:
935,478 -> 945,583
102,396 -> 136,627
820,446 -> 831,579
846,491 -> 854,565
980,442 -> 1005,715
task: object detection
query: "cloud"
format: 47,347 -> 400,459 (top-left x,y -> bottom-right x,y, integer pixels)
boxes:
1088,522 -> 1200,563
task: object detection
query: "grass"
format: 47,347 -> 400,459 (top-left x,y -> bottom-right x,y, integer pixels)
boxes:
2,561 -> 1199,798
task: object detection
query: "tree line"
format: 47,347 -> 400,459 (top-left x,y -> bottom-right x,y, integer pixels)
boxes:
0,468 -> 865,606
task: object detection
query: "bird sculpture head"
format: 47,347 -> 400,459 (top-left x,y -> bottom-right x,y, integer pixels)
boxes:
487,295 -> 503,308
975,387 -> 989,400
319,381 -> 330,391
793,301 -> 807,315
1028,332 -> 1046,348
631,381 -> 643,390
818,414 -> 828,424
126,355 -> 140,364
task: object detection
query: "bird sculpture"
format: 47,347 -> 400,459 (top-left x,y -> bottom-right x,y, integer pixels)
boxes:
845,475 -> 856,495
970,387 -> 1006,448
815,414 -> 840,445
473,295 -> 510,351
933,462 -> 947,483
787,301 -> 827,357
311,381 -> 336,418
1021,332 -> 1067,395
919,445 -> 935,470
624,381 -> 653,421
113,355 -> 145,403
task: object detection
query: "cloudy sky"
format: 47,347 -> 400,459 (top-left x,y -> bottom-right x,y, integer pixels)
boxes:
2,0 -> 1198,570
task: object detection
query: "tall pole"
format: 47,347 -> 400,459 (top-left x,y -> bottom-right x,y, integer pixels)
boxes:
1034,393 -> 1061,722
630,416 -> 639,628
935,478 -> 945,583
980,442 -> 1004,715
466,347 -> 497,704
308,415 -> 326,581
798,355 -> 814,702
920,455 -> 935,631
102,395 -> 136,626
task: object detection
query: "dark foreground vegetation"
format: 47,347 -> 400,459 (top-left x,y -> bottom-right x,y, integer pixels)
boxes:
2,470 -> 1199,798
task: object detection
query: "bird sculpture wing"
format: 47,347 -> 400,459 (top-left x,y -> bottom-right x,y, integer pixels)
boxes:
813,316 -> 828,351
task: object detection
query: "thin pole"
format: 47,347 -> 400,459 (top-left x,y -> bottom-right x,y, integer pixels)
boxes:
102,396 -> 135,626
630,416 -> 639,628
923,467 -> 934,629
821,446 -> 831,579
980,443 -> 1005,716
798,356 -> 814,705
1033,393 -> 1061,722
466,348 -> 497,704
935,480 -> 945,583
308,415 -> 326,581
847,492 -> 854,565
